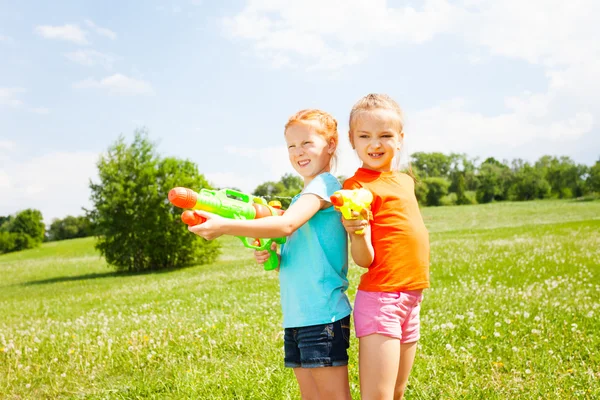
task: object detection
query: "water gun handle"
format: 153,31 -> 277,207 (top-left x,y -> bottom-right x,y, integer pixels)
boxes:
243,238 -> 280,271
263,249 -> 279,271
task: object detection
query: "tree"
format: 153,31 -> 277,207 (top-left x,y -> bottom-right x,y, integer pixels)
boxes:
587,159 -> 600,193
46,215 -> 93,241
88,130 -> 220,272
411,152 -> 453,179
476,158 -> 513,203
535,156 -> 587,198
422,177 -> 450,206
509,163 -> 551,200
0,209 -> 45,253
253,173 -> 303,209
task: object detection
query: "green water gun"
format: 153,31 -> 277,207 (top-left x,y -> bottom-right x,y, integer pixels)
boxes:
168,187 -> 286,271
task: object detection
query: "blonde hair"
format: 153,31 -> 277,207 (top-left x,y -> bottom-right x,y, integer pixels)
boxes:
349,93 -> 404,135
348,93 -> 415,179
285,109 -> 339,170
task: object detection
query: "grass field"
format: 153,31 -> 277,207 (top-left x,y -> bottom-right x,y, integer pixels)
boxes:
1,200 -> 599,399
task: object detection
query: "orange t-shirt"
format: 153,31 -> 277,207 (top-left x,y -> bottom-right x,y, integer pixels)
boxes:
343,168 -> 430,292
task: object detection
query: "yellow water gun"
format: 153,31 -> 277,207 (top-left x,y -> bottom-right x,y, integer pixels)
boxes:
330,188 -> 373,234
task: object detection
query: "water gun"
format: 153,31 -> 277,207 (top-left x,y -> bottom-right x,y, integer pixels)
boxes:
330,188 -> 373,234
168,187 -> 286,271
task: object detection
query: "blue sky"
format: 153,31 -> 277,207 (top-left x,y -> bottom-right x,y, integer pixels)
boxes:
1,0 -> 598,224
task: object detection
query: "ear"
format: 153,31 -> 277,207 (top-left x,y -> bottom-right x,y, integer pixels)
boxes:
328,138 -> 336,154
397,131 -> 405,150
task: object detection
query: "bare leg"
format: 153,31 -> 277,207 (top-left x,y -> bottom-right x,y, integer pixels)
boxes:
394,341 -> 418,400
311,365 -> 352,400
359,334 -> 401,400
294,368 -> 320,400
294,366 -> 351,400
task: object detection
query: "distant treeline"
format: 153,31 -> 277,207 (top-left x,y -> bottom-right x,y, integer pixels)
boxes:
407,152 -> 599,206
2,151 -> 598,253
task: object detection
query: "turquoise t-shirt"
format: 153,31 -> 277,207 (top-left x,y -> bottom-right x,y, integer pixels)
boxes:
279,172 -> 351,328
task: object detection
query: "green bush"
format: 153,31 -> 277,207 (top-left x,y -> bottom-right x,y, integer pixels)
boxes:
440,193 -> 457,206
88,130 -> 221,272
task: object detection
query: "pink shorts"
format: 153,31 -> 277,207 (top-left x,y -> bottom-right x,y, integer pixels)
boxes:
353,290 -> 423,343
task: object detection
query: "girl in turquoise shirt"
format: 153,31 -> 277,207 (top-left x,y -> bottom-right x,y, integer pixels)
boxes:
190,109 -> 352,400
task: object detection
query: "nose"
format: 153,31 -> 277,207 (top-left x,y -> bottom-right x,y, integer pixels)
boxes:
290,147 -> 305,157
369,137 -> 382,149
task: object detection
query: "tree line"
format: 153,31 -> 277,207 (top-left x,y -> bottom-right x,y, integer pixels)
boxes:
1,131 -> 598,271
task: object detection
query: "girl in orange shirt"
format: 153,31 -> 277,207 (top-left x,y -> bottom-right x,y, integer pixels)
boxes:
340,93 -> 430,400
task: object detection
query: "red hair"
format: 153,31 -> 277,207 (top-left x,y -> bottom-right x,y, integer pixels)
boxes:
285,109 -> 339,169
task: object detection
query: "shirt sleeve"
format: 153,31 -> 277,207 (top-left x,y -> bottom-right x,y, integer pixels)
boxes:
342,177 -> 363,190
302,173 -> 341,201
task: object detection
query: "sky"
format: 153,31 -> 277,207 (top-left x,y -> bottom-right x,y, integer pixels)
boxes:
1,0 -> 598,224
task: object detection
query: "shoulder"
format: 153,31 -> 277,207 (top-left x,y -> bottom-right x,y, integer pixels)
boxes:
342,174 -> 364,190
304,173 -> 341,199
396,172 -> 415,187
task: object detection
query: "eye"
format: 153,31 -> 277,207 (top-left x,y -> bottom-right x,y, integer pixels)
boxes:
381,134 -> 394,138
288,144 -> 295,149
358,134 -> 369,139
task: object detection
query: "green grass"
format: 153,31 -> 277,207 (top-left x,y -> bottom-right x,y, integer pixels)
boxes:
1,199 -> 599,399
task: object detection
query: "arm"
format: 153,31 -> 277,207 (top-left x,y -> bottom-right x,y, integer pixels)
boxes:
188,193 -> 325,240
340,210 -> 374,268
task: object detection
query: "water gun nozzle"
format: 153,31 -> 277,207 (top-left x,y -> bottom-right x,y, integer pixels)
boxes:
168,187 -> 197,209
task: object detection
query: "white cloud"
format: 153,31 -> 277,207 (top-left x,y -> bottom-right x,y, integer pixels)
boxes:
0,88 -> 26,107
0,150 -> 99,224
84,19 -> 117,40
34,24 -> 89,45
73,73 -> 154,96
64,49 -> 118,69
223,0 -> 598,161
222,0 -> 463,70
0,140 -> 17,152
407,97 -> 594,154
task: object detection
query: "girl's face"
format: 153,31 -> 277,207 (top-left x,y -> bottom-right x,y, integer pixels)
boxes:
350,108 -> 403,172
285,121 -> 335,186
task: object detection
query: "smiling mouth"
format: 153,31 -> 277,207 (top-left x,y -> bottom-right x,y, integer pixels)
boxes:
297,160 -> 311,167
368,152 -> 384,158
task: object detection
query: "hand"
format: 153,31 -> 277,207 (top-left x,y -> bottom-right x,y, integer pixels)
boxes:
340,209 -> 370,236
254,241 -> 278,265
187,210 -> 226,240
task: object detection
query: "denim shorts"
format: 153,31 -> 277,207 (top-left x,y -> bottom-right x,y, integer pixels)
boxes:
284,315 -> 351,368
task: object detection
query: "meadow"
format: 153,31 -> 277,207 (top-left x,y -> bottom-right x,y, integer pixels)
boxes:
1,199 -> 599,399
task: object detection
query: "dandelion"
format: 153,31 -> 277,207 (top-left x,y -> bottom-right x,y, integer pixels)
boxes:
494,332 -> 500,337
523,311 -> 530,318
26,384 -> 31,389
61,373 -> 66,378
512,347 -> 518,352
531,329 -> 541,335
525,369 -> 531,374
